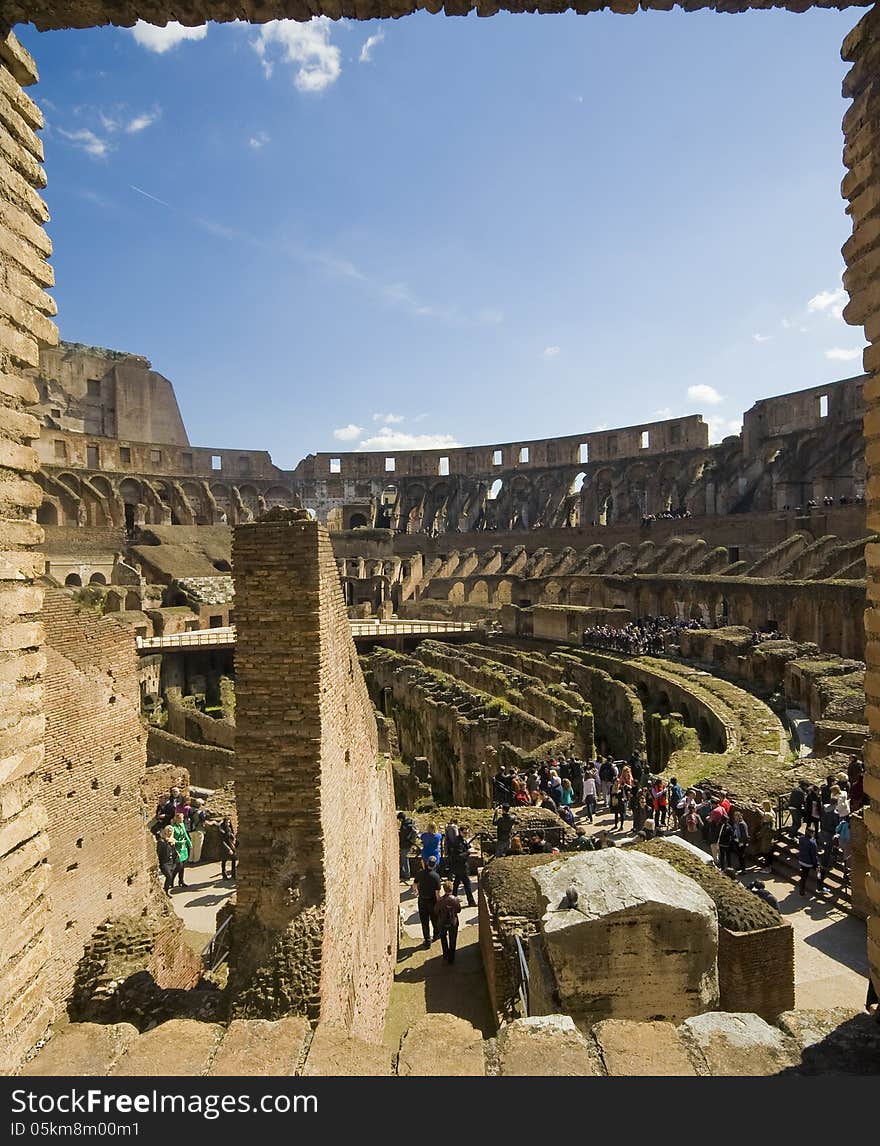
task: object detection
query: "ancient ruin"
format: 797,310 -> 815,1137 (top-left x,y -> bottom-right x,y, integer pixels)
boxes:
1,1 -> 880,1080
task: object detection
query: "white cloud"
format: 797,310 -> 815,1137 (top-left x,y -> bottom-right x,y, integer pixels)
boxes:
753,333 -> 771,343
808,286 -> 847,321
542,346 -> 560,359
248,131 -> 270,150
359,30 -> 384,64
372,412 -> 405,424
126,110 -> 160,134
131,21 -> 208,53
57,127 -> 110,158
252,18 -> 341,93
357,429 -> 460,452
333,423 -> 363,441
706,416 -> 743,444
653,407 -> 672,419
825,347 -> 863,363
687,384 -> 724,405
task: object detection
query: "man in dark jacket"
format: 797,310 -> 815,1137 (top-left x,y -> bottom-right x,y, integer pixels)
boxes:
414,857 -> 442,946
797,827 -> 819,896
450,825 -> 476,907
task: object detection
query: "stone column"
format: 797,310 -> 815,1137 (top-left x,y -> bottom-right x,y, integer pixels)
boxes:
228,509 -> 397,1041
842,3 -> 880,1001
0,29 -> 58,1073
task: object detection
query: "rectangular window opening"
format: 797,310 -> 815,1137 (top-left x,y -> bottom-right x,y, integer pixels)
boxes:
86,445 -> 99,468
438,457 -> 449,476
385,457 -> 396,472
211,455 -> 222,471
578,442 -> 589,464
641,430 -> 650,449
151,449 -> 163,465
819,394 -> 829,418
181,452 -> 193,471
119,446 -> 131,465
519,446 -> 529,463
54,440 -> 67,461
86,379 -> 100,398
493,449 -> 503,466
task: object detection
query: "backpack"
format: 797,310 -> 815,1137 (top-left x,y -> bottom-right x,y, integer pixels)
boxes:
401,818 -> 418,847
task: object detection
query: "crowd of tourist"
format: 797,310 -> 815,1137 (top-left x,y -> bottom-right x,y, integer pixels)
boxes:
784,762 -> 865,897
581,616 -> 703,655
150,785 -> 237,895
640,508 -> 692,525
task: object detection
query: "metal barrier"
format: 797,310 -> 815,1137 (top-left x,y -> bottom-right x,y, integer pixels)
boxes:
137,619 -> 476,652
514,933 -> 530,1017
201,914 -> 232,972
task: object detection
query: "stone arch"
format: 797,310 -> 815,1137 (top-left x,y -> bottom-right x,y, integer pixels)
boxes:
37,500 -> 59,526
264,485 -> 295,509
89,572 -> 107,585
493,579 -> 513,606
103,589 -> 123,613
64,573 -> 82,587
124,591 -> 141,611
349,512 -> 368,529
468,579 -> 489,605
448,581 -> 466,604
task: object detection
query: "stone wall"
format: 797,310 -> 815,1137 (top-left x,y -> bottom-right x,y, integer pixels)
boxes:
843,1 -> 880,1006
227,512 -> 396,1042
41,586 -> 150,1011
718,925 -> 795,1021
0,29 -> 57,1075
146,727 -> 233,790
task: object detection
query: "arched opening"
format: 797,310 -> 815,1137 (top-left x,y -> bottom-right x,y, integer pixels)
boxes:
349,513 -> 368,529
124,591 -> 141,611
64,573 -> 82,587
88,572 -> 107,585
571,471 -> 587,495
488,479 -> 503,500
37,502 -> 58,526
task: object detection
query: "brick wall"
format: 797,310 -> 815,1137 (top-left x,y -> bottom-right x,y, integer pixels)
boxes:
717,924 -> 795,1021
146,727 -> 233,790
41,586 -> 151,1010
0,29 -> 58,1074
843,3 -> 880,999
228,511 -> 397,1041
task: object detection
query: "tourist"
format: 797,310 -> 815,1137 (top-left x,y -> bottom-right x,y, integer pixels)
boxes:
219,817 -> 237,880
834,815 -> 853,885
420,820 -> 442,868
651,777 -> 668,830
805,785 -> 823,835
450,824 -> 477,907
540,792 -> 558,814
619,763 -> 634,789
171,812 -> 191,888
717,815 -> 736,872
525,767 -> 540,797
509,835 -> 525,855
797,827 -> 820,897
156,825 -> 180,896
598,757 -> 618,808
414,857 -> 442,946
493,804 -> 515,858
186,798 -> 207,865
668,776 -> 684,813
435,880 -> 462,964
570,758 -> 584,804
611,777 -> 629,831
548,771 -> 564,807
153,786 -> 179,835
730,810 -> 749,873
558,804 -> 575,827
582,765 -> 598,822
632,786 -> 649,834
397,811 -> 419,882
559,778 -> 574,807
528,830 -> 553,854
707,800 -> 727,864
787,781 -> 806,838
747,881 -> 779,910
754,800 -> 775,869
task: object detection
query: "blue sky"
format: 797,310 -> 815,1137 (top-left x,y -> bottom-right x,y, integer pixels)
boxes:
17,9 -> 867,469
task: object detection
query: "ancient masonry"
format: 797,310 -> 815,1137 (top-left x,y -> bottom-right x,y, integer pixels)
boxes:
228,510 -> 397,1040
844,3 -> 880,1004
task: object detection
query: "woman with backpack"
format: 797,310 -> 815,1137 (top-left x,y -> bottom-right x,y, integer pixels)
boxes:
435,881 -> 462,964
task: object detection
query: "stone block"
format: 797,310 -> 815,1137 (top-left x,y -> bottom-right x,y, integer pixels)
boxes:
300,1023 -> 392,1076
397,1014 -> 485,1076
529,850 -> 718,1026
208,1017 -> 311,1076
21,1023 -> 139,1076
680,1012 -> 799,1076
496,1015 -> 601,1076
110,1020 -> 223,1077
592,1018 -> 701,1076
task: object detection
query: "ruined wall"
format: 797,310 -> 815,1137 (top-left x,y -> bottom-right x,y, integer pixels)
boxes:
228,512 -> 396,1041
41,586 -> 150,1012
146,727 -> 233,790
0,29 -> 57,1075
843,2 -> 880,1000
717,925 -> 795,1021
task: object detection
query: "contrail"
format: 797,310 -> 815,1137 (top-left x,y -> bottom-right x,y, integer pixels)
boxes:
130,184 -> 172,209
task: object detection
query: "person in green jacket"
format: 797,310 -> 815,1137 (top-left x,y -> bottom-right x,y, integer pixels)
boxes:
171,812 -> 192,888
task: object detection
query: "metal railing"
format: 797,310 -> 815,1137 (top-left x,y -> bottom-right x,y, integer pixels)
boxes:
514,933 -> 530,1017
201,914 -> 232,972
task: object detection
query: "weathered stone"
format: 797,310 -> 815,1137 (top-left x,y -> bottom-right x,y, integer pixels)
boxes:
21,1022 -> 139,1076
397,1014 -> 485,1076
776,1008 -> 880,1074
592,1018 -> 701,1076
496,1015 -> 602,1076
109,1020 -> 223,1076
208,1017 -> 311,1076
300,1023 -> 392,1076
528,850 -> 718,1026
680,1012 -> 799,1076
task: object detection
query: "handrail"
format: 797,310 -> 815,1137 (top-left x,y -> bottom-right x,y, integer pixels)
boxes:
514,932 -> 530,1018
137,619 -> 476,651
201,914 -> 232,971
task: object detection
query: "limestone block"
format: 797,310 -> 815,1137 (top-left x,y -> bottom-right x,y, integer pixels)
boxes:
397,1014 -> 485,1076
592,1018 -> 701,1076
530,850 -> 719,1026
496,1015 -> 601,1076
300,1023 -> 392,1076
110,1020 -> 223,1076
21,1023 -> 139,1076
680,1012 -> 799,1076
776,1009 -> 880,1074
208,1017 -> 311,1076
